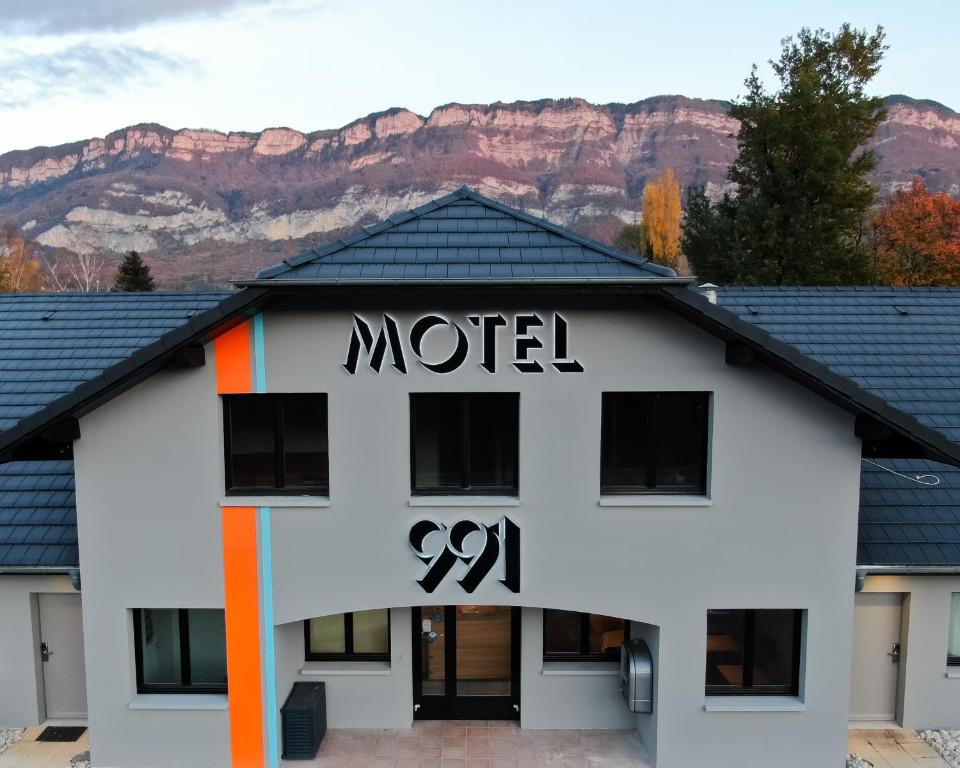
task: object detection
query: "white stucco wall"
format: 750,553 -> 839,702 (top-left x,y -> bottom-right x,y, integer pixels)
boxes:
0,574 -> 77,726
73,302 -> 864,768
861,574 -> 960,729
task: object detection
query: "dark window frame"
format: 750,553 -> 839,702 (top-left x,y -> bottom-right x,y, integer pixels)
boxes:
542,610 -> 630,662
304,611 -> 392,662
132,608 -> 227,695
223,393 -> 329,496
409,393 -> 520,496
600,391 -> 710,495
948,594 -> 960,666
705,608 -> 803,696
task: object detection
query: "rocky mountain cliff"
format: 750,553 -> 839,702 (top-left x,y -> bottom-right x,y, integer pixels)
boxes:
1,95 -> 958,287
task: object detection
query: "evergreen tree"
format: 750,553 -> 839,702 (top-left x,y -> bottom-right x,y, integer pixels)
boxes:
614,223 -> 648,259
112,251 -> 155,292
684,24 -> 887,285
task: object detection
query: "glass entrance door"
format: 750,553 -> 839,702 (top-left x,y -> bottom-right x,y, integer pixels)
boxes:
413,605 -> 520,719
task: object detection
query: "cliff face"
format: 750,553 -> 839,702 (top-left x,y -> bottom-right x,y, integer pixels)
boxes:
1,95 -> 957,287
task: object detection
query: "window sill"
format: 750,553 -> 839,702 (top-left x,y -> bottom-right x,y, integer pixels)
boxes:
542,661 -> 620,676
408,496 -> 520,507
300,661 -> 392,676
704,695 -> 805,712
220,496 -> 331,508
599,495 -> 712,507
128,694 -> 228,711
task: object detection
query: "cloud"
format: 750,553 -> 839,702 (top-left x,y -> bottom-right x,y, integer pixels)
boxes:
0,43 -> 191,110
0,0 -> 279,35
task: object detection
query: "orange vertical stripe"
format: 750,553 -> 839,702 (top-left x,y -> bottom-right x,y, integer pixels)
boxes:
222,506 -> 264,768
215,322 -> 252,394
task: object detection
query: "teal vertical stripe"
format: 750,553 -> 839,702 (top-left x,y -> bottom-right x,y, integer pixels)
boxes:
253,314 -> 266,394
259,506 -> 279,768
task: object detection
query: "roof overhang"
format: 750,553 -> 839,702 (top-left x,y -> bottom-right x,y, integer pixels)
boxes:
233,276 -> 697,288
1,281 -> 958,468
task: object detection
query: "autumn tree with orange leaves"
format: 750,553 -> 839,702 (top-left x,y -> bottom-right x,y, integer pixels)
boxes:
0,224 -> 47,292
641,168 -> 685,273
872,178 -> 960,286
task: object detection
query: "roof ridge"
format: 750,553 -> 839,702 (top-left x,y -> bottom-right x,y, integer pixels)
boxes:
253,186 -> 678,281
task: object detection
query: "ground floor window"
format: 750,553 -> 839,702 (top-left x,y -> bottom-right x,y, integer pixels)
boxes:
306,609 -> 390,661
948,594 -> 960,666
133,608 -> 227,694
705,609 -> 802,695
542,610 -> 628,661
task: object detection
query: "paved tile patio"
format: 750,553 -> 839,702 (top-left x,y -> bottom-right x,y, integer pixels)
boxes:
283,721 -> 654,767
0,725 -> 88,768
849,728 -> 949,767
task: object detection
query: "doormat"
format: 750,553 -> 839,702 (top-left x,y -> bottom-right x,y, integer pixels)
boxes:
37,726 -> 86,742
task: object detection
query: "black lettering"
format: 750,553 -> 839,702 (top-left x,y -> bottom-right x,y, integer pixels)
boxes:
410,315 -> 469,374
343,314 -> 407,374
513,314 -> 544,373
550,313 -> 584,373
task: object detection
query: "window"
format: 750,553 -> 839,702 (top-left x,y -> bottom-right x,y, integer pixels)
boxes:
133,609 -> 227,694
223,394 -> 328,494
948,594 -> 960,666
705,609 -> 802,695
305,609 -> 391,661
601,392 -> 709,495
410,393 -> 519,495
543,610 -> 628,661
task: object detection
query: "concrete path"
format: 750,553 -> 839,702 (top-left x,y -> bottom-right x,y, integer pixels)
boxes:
849,728 -> 950,767
283,722 -> 654,767
0,725 -> 88,768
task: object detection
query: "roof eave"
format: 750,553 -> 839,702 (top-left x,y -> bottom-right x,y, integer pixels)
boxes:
857,565 -> 960,574
233,276 -> 698,288
0,287 -> 271,458
653,285 -> 960,468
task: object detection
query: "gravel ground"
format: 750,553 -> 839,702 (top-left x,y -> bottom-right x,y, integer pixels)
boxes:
922,730 -> 960,767
847,752 -> 874,768
70,750 -> 91,768
0,728 -> 23,756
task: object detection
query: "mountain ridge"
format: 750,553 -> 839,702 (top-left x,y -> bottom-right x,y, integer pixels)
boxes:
1,94 -> 957,287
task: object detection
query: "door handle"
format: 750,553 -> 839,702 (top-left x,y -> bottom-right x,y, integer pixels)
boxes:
40,642 -> 51,662
887,642 -> 901,662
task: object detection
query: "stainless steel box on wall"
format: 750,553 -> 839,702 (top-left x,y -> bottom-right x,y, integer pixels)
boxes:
620,639 -> 653,713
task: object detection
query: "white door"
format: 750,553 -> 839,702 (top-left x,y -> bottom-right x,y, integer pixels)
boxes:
38,593 -> 88,719
850,592 -> 902,722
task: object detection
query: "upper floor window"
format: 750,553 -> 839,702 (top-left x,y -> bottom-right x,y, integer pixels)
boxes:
543,610 -> 628,662
705,609 -> 802,696
410,393 -> 519,495
133,608 -> 227,694
305,609 -> 391,662
601,392 -> 709,495
949,594 -> 960,666
223,394 -> 329,495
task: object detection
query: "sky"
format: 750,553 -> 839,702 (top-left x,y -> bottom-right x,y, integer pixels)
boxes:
0,0 -> 957,155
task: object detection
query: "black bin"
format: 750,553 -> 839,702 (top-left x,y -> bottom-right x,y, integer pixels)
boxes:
281,681 -> 326,759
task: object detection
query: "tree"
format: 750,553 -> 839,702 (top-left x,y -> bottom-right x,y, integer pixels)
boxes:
872,178 -> 960,286
112,251 -> 156,292
0,224 -> 47,292
614,223 -> 648,259
684,24 -> 888,285
641,168 -> 684,272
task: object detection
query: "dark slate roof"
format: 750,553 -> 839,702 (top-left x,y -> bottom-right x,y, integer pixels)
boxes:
251,186 -> 680,282
0,292 -> 229,432
716,287 -> 960,445
0,460 -> 76,568
859,459 -> 960,567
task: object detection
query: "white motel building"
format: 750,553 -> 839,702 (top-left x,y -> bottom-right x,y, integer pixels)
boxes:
2,188 -> 960,768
